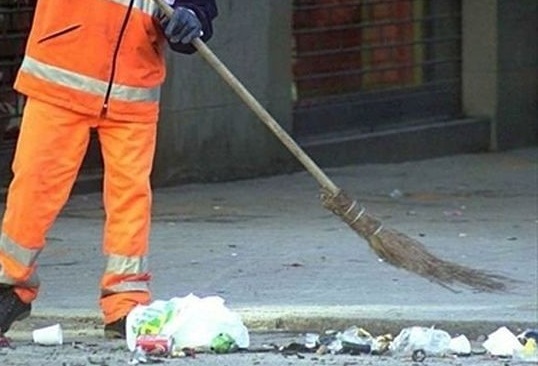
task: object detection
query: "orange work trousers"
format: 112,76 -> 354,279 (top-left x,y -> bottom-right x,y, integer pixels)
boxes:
0,98 -> 155,323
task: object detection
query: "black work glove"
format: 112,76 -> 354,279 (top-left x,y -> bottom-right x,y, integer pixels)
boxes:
164,7 -> 202,44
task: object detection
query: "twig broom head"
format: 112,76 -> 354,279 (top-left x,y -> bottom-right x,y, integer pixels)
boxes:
320,188 -> 513,292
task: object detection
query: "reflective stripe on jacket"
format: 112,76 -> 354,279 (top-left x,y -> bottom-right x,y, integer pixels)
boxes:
14,0 -> 169,123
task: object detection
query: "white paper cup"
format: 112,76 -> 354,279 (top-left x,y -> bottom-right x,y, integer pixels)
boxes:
32,324 -> 63,346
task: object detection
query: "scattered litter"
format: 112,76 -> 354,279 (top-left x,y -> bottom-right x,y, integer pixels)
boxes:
482,326 -> 523,357
128,347 -> 148,365
280,342 -> 310,353
513,338 -> 538,363
315,344 -> 328,355
338,326 -> 390,354
449,334 -> 471,355
126,294 -> 249,356
269,324 -> 538,363
174,347 -> 196,358
293,326 -> 391,356
389,189 -> 403,199
412,349 -> 426,362
304,333 -> 318,349
135,335 -> 173,356
518,329 -> 538,344
389,326 -> 451,356
210,333 -> 238,354
32,323 -> 63,346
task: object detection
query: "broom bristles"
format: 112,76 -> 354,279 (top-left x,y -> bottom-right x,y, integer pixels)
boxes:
320,188 -> 513,292
368,228 -> 510,292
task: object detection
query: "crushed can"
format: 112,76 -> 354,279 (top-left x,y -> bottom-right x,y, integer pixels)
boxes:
136,334 -> 173,356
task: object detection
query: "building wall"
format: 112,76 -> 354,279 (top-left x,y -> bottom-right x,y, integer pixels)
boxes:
152,1 -> 296,186
153,0 -> 537,188
462,0 -> 537,150
496,0 -> 537,148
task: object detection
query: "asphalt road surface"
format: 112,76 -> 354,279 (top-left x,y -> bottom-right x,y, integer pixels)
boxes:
2,318 -> 532,366
0,340 -> 528,366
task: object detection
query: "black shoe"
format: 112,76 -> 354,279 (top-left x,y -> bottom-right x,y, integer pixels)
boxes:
104,316 -> 126,339
0,286 -> 32,334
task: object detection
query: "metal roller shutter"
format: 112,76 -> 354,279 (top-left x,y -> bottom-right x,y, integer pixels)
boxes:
292,0 -> 462,137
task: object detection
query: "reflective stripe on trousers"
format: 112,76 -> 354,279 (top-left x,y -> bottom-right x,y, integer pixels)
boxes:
0,233 -> 40,287
102,254 -> 150,295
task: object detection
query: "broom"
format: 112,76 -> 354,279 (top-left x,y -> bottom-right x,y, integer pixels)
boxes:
154,0 -> 511,292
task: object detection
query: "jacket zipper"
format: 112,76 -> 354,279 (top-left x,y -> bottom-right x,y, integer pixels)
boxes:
101,0 -> 135,116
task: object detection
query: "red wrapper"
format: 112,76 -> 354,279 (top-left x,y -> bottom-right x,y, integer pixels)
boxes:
136,335 -> 173,355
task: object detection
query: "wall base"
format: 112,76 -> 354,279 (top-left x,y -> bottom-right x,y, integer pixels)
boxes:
299,118 -> 492,167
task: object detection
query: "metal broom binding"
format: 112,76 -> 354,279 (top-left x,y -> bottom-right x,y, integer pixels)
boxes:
154,0 -> 512,292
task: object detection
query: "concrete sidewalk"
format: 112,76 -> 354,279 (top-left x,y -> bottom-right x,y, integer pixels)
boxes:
8,147 -> 537,334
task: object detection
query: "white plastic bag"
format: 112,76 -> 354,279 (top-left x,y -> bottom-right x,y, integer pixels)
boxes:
482,326 -> 523,357
449,335 -> 471,355
126,293 -> 249,352
389,326 -> 451,356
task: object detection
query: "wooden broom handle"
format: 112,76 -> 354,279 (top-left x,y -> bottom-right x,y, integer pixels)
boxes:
153,0 -> 339,194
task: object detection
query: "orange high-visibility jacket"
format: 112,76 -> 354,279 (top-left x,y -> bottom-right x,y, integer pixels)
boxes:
14,0 -> 216,123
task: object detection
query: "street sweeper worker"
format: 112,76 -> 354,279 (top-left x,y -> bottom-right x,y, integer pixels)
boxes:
0,0 -> 217,339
